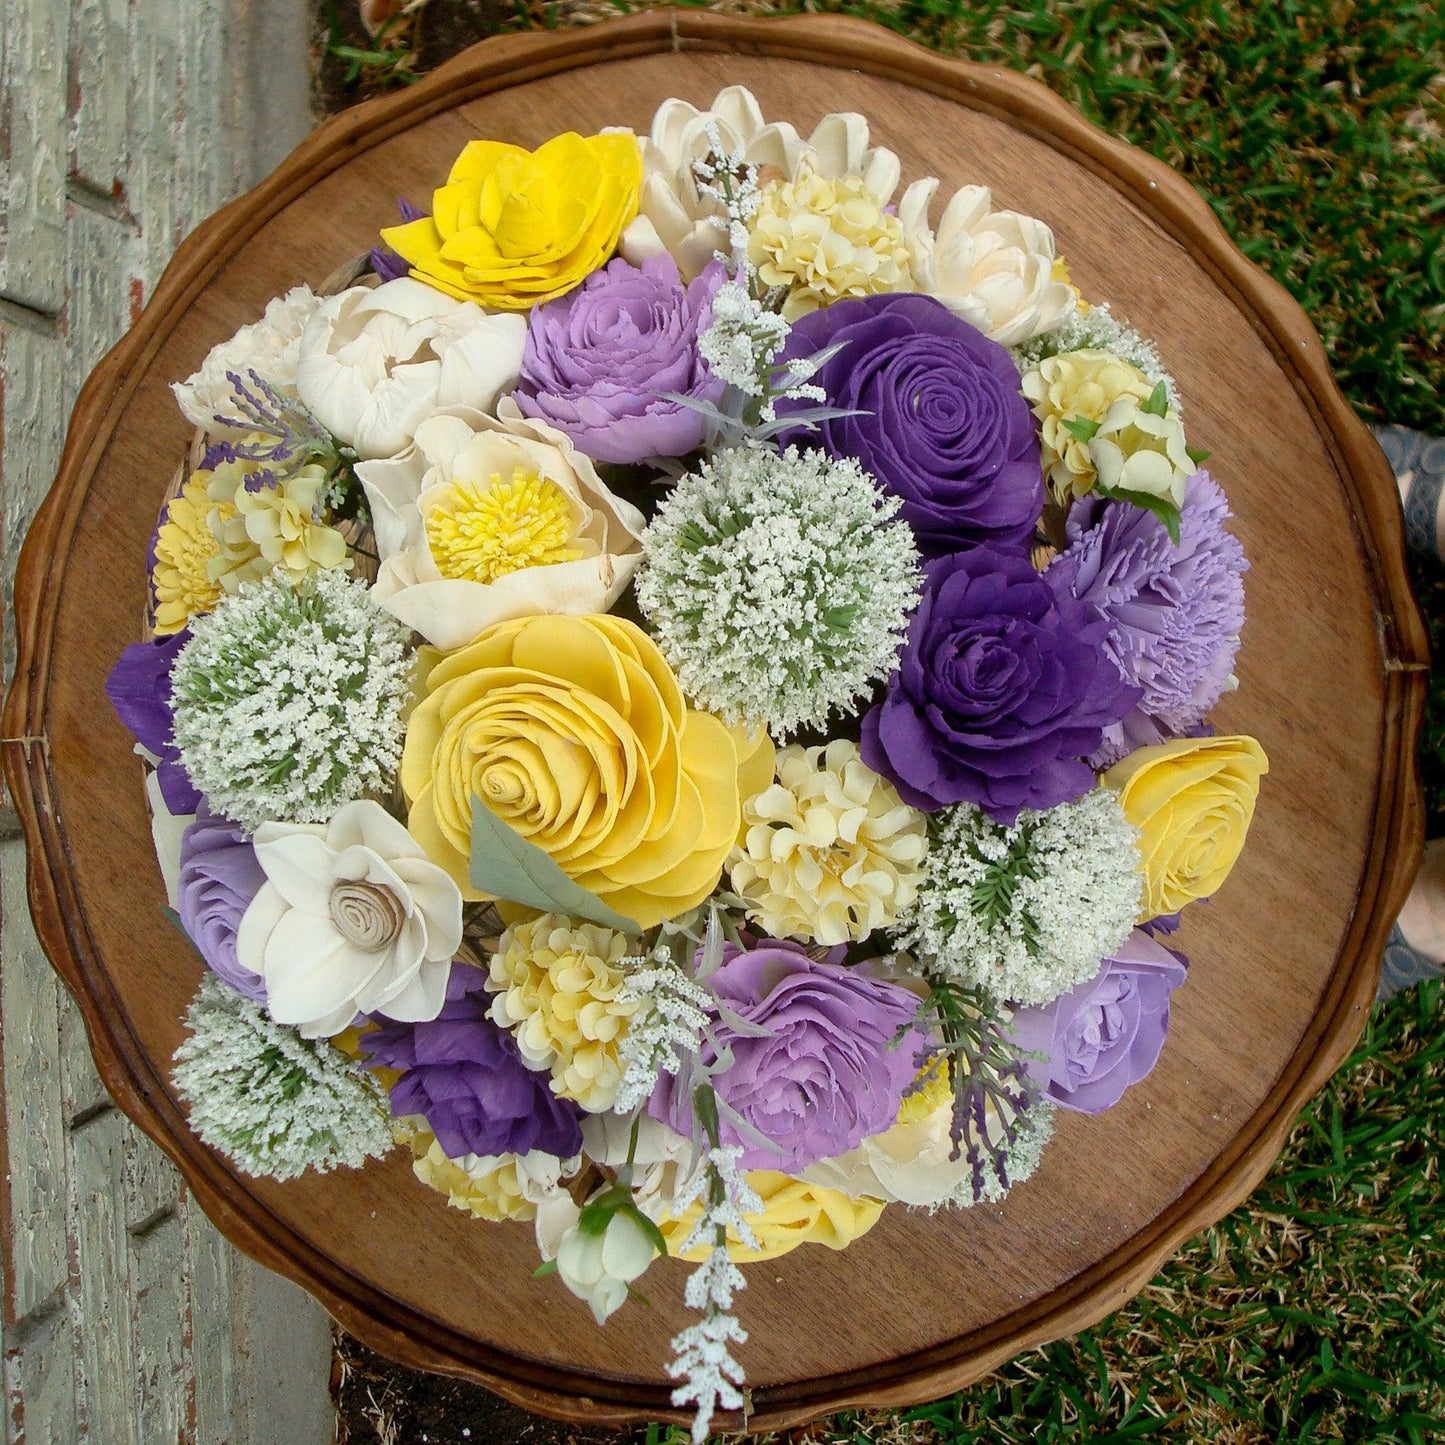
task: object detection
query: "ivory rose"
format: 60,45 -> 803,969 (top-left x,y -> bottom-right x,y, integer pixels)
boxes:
1103,735 -> 1268,920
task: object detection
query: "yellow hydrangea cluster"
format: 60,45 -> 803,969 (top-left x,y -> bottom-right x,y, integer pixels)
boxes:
488,914 -> 641,1112
408,1130 -> 537,1222
749,166 -> 912,320
729,740 -> 927,946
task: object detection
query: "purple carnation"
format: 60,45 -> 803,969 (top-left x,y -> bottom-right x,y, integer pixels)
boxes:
511,255 -> 725,465
176,806 -> 267,1001
775,293 -> 1043,554
862,546 -> 1140,822
105,629 -> 200,814
1010,929 -> 1188,1114
1050,470 -> 1247,767
649,940 -> 928,1172
362,965 -> 583,1162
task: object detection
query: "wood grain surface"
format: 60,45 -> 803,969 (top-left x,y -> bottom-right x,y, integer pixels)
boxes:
1,12 -> 1428,1433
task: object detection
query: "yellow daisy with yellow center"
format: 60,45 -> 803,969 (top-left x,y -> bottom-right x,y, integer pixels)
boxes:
150,475 -> 235,635
424,466 -> 586,586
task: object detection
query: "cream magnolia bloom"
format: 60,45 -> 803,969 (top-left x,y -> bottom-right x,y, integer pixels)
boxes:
620,86 -> 901,280
294,278 -> 526,459
900,180 -> 1077,346
359,402 -> 645,650
1089,395 -> 1193,507
237,800 -> 463,1039
729,740 -> 927,945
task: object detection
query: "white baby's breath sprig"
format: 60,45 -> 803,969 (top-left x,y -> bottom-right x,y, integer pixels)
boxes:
614,942 -> 714,1114
1012,302 -> 1180,414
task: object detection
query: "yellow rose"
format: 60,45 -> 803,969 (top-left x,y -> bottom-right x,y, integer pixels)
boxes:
1103,735 -> 1268,920
659,1170 -> 884,1263
401,613 -> 773,929
380,133 -> 643,311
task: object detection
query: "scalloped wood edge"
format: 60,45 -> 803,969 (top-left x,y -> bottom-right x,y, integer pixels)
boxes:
1,11 -> 1427,1432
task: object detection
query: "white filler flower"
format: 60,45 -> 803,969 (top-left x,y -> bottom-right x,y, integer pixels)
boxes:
237,799 -> 462,1038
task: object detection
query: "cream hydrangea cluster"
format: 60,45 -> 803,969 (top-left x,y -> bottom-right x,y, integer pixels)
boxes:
729,741 -> 928,946
488,915 -> 642,1112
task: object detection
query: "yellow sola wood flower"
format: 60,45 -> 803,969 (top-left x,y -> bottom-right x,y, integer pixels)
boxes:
151,474 -> 233,634
380,133 -> 643,311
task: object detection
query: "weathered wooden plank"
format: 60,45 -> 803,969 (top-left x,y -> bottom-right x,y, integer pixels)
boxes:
58,985 -> 110,1127
127,0 -> 181,294
68,0 -> 131,198
63,203 -> 138,421
123,1119 -> 179,1235
128,1212 -> 190,1445
180,1188 -> 236,1445
3,1306 -> 80,1444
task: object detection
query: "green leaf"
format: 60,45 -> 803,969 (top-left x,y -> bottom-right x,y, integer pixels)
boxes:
1186,444 -> 1212,466
532,1259 -> 558,1278
469,796 -> 642,935
1141,380 -> 1170,417
1098,484 -> 1183,545
1061,415 -> 1101,443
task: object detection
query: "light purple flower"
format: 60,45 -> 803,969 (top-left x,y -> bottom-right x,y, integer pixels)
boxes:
649,939 -> 928,1172
105,629 -> 199,815
176,807 -> 267,1001
511,255 -> 725,465
1009,929 -> 1188,1114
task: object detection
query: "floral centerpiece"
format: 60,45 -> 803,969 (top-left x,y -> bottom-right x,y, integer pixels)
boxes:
108,87 -> 1267,1439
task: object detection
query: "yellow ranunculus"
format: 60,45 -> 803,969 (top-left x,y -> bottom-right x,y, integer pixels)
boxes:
380,133 -> 643,311
1103,735 -> 1268,921
401,613 -> 772,929
659,1170 -> 884,1263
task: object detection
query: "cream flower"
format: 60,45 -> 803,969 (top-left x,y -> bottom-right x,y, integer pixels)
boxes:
1020,348 -> 1157,502
407,1130 -> 571,1223
359,402 -> 645,650
555,1208 -> 658,1325
173,285 -> 321,434
488,915 -> 642,1112
150,474 -> 232,633
730,741 -> 927,946
749,167 -> 913,320
294,277 -> 526,460
237,800 -> 463,1039
900,181 -> 1077,346
1089,395 -> 1193,507
620,86 -> 901,281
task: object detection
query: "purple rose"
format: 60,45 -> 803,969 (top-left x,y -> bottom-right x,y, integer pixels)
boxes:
362,965 -> 583,1162
105,629 -> 200,814
861,546 -> 1140,822
1010,930 -> 1188,1114
775,293 -> 1043,555
511,255 -> 725,465
649,940 -> 928,1172
176,806 -> 267,1001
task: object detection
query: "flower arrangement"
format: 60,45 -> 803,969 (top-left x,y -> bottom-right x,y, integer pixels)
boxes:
108,88 -> 1267,1439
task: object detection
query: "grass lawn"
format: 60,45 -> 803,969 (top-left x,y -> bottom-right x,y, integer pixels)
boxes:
317,3 -> 1445,1439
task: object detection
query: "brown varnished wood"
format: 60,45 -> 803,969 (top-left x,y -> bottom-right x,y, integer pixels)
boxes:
1,12 -> 1427,1432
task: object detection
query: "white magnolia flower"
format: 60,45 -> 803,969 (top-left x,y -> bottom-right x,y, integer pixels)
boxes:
236,799 -> 462,1038
359,401 -> 645,651
555,1208 -> 659,1325
173,285 -> 321,434
294,277 -> 526,459
621,86 -> 901,280
900,179 -> 1077,346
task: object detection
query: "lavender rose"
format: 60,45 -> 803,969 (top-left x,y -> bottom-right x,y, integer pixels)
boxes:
1010,930 -> 1188,1114
511,255 -> 725,465
362,965 -> 583,1162
649,940 -> 928,1172
105,629 -> 199,814
775,293 -> 1043,554
861,545 -> 1140,822
176,807 -> 267,1001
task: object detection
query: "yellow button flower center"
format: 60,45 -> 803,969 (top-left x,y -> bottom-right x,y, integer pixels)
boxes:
425,467 -> 583,585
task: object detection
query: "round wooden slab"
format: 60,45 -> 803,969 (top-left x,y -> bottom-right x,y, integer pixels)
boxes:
2,12 -> 1428,1433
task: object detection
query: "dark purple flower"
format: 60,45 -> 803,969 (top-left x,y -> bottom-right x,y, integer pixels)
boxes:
177,806 -> 267,1001
861,546 -> 1140,822
1050,470 -> 1247,768
361,965 -> 583,1162
775,293 -> 1043,554
105,629 -> 200,814
649,940 -> 928,1172
371,197 -> 428,284
511,255 -> 725,465
1010,929 -> 1188,1114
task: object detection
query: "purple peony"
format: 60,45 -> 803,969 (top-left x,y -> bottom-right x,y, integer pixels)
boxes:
176,806 -> 268,1001
775,293 -> 1043,555
1050,470 -> 1247,768
649,940 -> 928,1172
861,546 -> 1141,822
1010,929 -> 1188,1114
105,629 -> 200,814
362,965 -> 583,1162
511,255 -> 725,465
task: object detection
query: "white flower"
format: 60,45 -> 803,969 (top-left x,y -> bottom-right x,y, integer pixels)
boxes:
555,1209 -> 659,1325
294,277 -> 526,460
173,285 -> 321,434
900,180 -> 1077,346
621,86 -> 900,280
1011,301 -> 1180,412
357,401 -> 645,651
237,800 -> 462,1038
